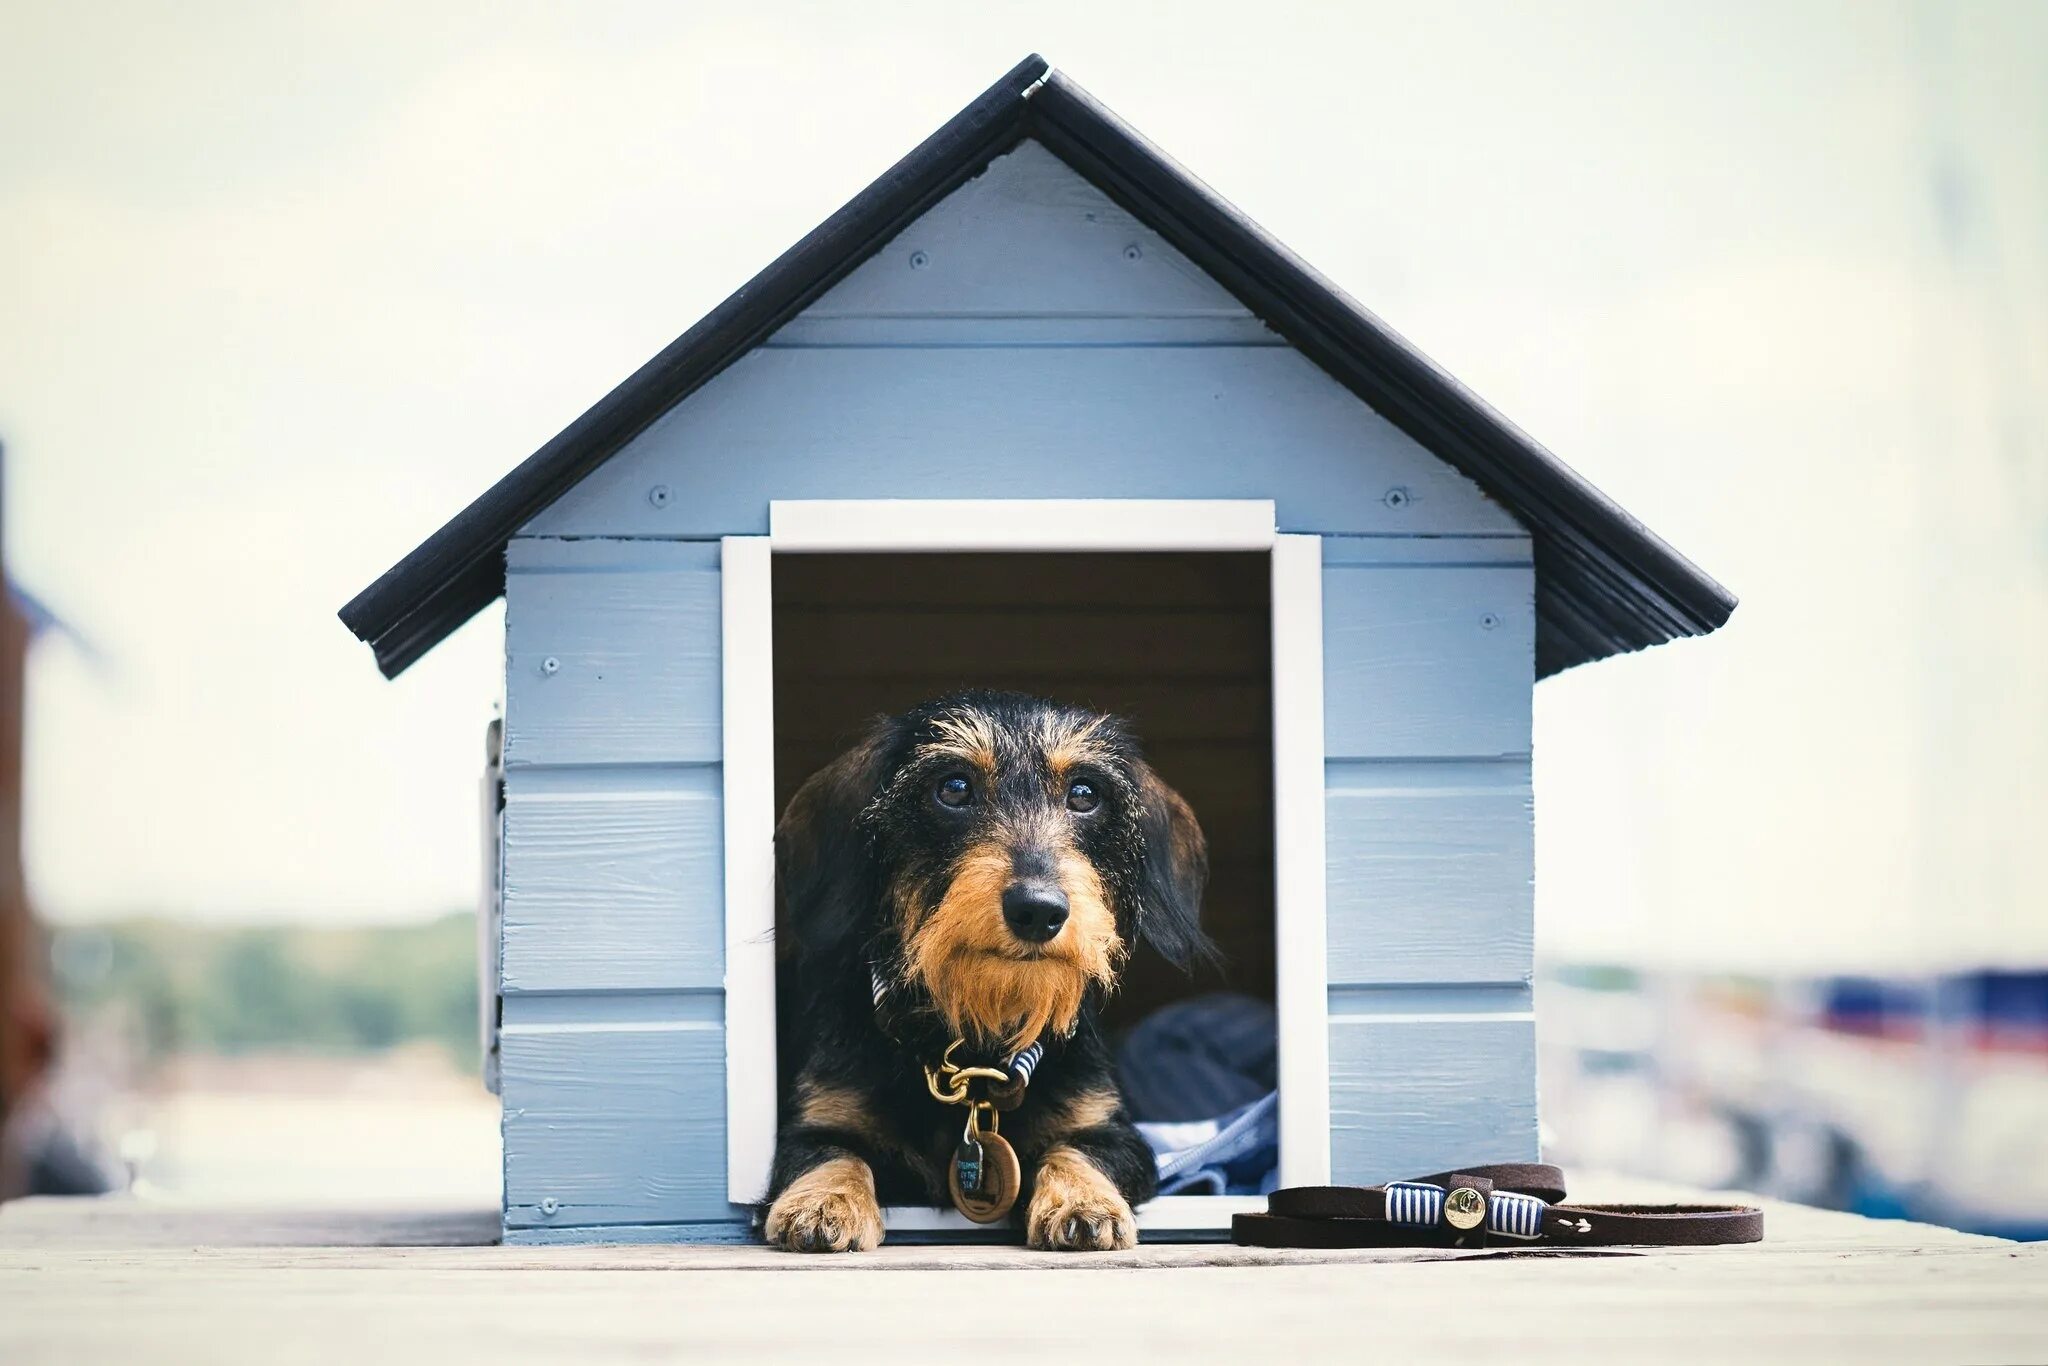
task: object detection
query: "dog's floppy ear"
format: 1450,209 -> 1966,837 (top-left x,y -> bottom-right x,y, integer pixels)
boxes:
776,720 -> 894,962
1132,759 -> 1218,971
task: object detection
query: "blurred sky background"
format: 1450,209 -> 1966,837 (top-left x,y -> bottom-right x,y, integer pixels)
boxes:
2,0 -> 2043,975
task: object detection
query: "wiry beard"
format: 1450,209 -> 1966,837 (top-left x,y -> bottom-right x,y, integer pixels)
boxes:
899,847 -> 1123,1054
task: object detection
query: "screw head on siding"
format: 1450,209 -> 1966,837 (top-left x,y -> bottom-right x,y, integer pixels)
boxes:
1383,486 -> 1411,509
648,483 -> 672,508
538,1197 -> 560,1217
1481,613 -> 1502,631
540,656 -> 560,676
908,249 -> 930,270
1123,242 -> 1143,261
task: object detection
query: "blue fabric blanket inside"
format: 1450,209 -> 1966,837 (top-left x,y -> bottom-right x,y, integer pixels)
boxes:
1118,993 -> 1279,1196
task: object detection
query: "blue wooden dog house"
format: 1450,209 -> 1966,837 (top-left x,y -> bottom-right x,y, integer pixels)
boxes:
340,55 -> 1733,1244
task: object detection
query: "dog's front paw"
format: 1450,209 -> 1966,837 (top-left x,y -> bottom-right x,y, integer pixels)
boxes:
765,1156 -> 884,1253
1027,1148 -> 1138,1251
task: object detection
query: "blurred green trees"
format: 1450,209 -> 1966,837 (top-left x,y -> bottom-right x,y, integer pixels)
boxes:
46,914 -> 478,1067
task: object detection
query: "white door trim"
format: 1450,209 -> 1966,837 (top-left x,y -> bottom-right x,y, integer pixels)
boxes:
721,536 -> 780,1205
722,500 -> 1331,1228
1270,533 -> 1332,1186
769,498 -> 1277,552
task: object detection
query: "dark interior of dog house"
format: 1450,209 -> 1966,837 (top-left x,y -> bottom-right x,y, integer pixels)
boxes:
773,551 -> 1277,1149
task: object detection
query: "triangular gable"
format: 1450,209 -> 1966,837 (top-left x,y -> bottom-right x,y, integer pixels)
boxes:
804,139 -> 1249,323
340,54 -> 1733,678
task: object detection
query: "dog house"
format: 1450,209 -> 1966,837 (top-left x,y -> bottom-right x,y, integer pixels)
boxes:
339,55 -> 1733,1245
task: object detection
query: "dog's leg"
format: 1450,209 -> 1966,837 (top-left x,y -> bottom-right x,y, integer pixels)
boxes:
765,1081 -> 890,1252
1026,1134 -> 1151,1251
764,1146 -> 885,1253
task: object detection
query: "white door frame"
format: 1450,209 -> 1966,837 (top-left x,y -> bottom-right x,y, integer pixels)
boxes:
722,499 -> 1330,1233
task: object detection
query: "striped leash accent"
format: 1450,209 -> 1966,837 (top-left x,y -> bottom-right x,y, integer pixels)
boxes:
1383,1182 -> 1547,1240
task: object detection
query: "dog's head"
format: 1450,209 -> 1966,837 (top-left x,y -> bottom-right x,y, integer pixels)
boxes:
777,691 -> 1212,1051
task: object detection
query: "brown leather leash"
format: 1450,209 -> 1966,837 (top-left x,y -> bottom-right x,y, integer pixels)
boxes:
1232,1164 -> 1763,1250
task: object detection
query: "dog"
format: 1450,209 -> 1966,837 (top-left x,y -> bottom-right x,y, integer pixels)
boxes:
764,690 -> 1212,1252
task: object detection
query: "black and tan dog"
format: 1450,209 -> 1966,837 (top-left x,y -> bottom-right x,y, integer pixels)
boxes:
764,690 -> 1212,1252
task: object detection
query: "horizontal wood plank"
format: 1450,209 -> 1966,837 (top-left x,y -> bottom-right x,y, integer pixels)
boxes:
1323,761 -> 1533,986
1322,536 -> 1532,568
1326,1016 -> 1538,1184
500,1019 -> 739,1229
1322,559 -> 1534,759
506,539 -> 721,573
504,552 -> 722,765
520,347 -> 1516,540
500,767 -> 724,993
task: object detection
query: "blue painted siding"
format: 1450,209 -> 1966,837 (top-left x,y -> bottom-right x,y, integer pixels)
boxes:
1326,1012 -> 1539,1182
1320,556 -> 1534,759
500,765 -> 724,994
1320,536 -> 1538,1181
805,142 -> 1251,321
499,537 -> 740,1237
522,346 -> 1516,542
504,539 -> 722,767
499,1003 -> 737,1229
1323,761 -> 1534,985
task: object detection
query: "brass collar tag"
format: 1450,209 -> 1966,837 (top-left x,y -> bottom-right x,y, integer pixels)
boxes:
948,1099 -> 1020,1223
926,1038 -> 1028,1222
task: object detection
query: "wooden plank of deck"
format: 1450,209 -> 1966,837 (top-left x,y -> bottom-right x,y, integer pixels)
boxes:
2,1179 -> 2043,1364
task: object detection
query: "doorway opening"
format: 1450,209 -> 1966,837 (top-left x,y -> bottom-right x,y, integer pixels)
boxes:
771,551 -> 1277,1205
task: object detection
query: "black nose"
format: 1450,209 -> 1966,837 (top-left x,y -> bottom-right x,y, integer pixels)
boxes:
1001,881 -> 1069,943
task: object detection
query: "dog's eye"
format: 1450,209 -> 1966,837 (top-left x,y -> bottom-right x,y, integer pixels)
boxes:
935,773 -> 975,809
1066,780 -> 1100,814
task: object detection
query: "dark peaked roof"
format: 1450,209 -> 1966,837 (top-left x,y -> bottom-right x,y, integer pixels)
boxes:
340,54 -> 1734,679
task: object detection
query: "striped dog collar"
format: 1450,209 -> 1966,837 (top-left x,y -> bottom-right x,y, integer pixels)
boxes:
870,966 -> 1045,1088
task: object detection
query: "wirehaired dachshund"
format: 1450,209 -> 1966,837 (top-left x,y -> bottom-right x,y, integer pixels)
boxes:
764,690 -> 1213,1251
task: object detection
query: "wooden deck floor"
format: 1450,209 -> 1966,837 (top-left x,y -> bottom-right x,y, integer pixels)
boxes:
3,1179 -> 2044,1364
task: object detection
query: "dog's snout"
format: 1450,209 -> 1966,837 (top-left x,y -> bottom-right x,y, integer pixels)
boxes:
1001,881 -> 1069,943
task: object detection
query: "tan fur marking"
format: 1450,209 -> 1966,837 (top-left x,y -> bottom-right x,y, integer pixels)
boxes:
1027,1147 -> 1137,1251
1044,1088 -> 1123,1142
1055,848 -> 1122,970
765,1156 -> 884,1253
923,710 -> 999,777
1040,713 -> 1110,781
795,1081 -> 880,1143
906,842 -> 1123,1054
